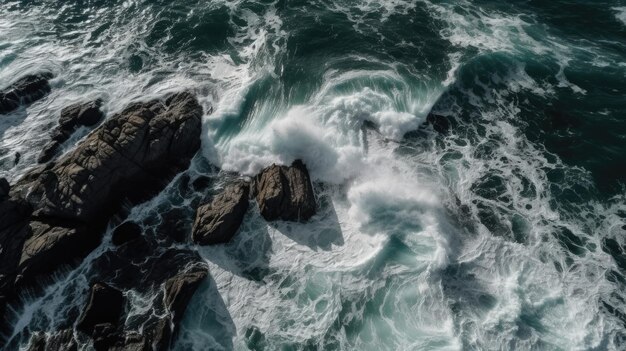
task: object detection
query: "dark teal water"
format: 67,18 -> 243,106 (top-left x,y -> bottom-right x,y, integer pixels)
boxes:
1,0 -> 626,350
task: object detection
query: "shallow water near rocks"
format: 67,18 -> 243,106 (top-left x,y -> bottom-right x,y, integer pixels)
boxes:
1,0 -> 626,350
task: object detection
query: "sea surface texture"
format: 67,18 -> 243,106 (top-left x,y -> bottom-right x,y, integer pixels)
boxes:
1,0 -> 626,350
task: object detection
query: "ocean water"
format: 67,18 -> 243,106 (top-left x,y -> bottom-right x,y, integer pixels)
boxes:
1,0 -> 626,350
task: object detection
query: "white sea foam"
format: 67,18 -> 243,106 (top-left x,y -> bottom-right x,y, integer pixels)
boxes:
614,7 -> 626,26
2,0 -> 625,350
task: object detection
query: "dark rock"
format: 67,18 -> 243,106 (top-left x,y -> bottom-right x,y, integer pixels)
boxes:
0,198 -> 33,313
59,99 -> 104,129
20,91 -> 203,220
90,255 -> 207,351
37,141 -> 61,164
0,178 -> 9,200
16,219 -> 94,284
0,73 -> 53,114
77,283 -> 125,335
92,323 -> 120,351
112,221 -> 142,246
27,329 -> 77,351
109,318 -> 171,351
164,263 -> 208,325
426,113 -> 450,134
192,182 -> 249,245
26,332 -> 46,351
0,92 -> 203,307
0,92 -> 204,348
38,100 -> 105,164
253,160 -> 316,221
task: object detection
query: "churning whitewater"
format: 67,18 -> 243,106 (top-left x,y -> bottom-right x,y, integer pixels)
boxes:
0,0 -> 625,350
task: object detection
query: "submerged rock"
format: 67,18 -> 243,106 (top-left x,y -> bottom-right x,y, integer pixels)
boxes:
38,99 -> 105,163
0,73 -> 53,114
192,182 -> 249,245
253,160 -> 316,221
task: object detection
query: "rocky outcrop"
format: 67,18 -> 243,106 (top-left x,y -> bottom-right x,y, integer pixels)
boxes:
0,92 -> 203,333
27,329 -> 77,351
253,160 -> 316,221
38,99 -> 105,163
192,182 -> 249,245
17,91 -> 202,220
76,254 -> 207,351
0,73 -> 53,114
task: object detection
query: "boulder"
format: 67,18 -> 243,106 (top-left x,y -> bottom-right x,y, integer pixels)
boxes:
0,73 -> 53,114
58,99 -> 104,130
164,264 -> 208,325
253,160 -> 316,221
38,99 -> 104,163
76,282 -> 125,335
192,182 -> 249,245
111,221 -> 142,246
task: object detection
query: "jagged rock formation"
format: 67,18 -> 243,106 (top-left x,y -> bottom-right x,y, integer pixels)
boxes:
26,258 -> 207,351
38,99 -> 105,163
0,92 -> 203,334
27,329 -> 77,351
253,160 -> 316,221
0,73 -> 53,114
192,182 -> 249,245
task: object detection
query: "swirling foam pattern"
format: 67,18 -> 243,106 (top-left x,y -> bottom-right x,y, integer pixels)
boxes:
1,0 -> 625,350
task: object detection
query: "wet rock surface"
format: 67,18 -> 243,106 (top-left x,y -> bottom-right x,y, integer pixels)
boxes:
27,329 -> 77,351
0,92 -> 203,339
253,159 -> 316,221
38,99 -> 105,163
0,73 -> 53,114
84,250 -> 207,351
18,91 -> 203,220
192,181 -> 249,245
